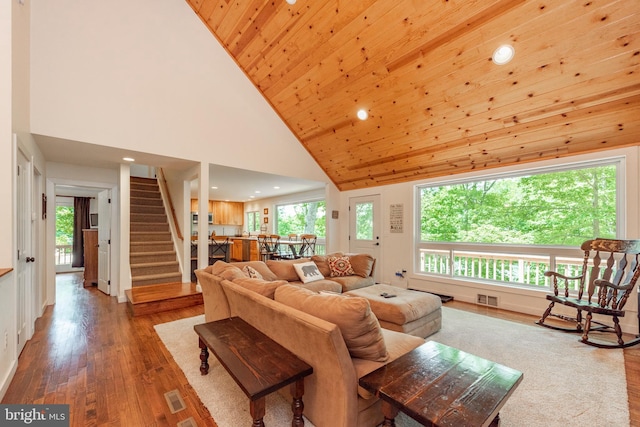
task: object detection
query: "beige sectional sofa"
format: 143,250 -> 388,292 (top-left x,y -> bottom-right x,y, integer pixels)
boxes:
194,256 -> 429,427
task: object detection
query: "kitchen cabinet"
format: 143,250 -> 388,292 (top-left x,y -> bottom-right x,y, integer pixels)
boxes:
191,199 -> 244,225
231,239 -> 244,261
230,238 -> 259,261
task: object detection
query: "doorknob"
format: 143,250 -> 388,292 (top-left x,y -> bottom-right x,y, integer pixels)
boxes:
374,243 -> 380,246
26,257 -> 35,263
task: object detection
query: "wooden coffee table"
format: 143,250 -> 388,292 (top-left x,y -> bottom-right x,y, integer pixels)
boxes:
359,341 -> 522,427
195,317 -> 313,427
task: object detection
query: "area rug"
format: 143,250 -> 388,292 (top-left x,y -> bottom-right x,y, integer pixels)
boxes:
154,307 -> 630,427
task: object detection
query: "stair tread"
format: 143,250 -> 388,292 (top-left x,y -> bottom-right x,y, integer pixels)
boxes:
132,272 -> 182,280
131,261 -> 179,267
130,251 -> 175,256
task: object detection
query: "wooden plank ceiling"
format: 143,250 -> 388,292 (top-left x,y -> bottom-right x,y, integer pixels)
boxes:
186,0 -> 640,191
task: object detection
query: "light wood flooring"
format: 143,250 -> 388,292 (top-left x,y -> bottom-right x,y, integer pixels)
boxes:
2,273 -> 639,426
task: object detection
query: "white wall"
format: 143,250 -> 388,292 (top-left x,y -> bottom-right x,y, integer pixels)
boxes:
338,148 -> 640,335
29,0 -> 330,184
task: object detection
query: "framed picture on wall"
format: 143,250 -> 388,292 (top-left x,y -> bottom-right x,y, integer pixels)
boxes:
264,217 -> 268,223
264,208 -> 268,214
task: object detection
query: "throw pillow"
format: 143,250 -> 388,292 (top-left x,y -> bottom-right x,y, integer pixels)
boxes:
266,258 -> 310,282
328,256 -> 355,277
218,265 -> 247,281
293,261 -> 325,283
312,252 -> 344,277
274,285 -> 389,362
347,253 -> 375,278
232,278 -> 287,299
243,265 -> 263,279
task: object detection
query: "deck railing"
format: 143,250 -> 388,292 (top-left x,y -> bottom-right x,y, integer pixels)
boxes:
419,247 -> 585,290
55,245 -> 73,266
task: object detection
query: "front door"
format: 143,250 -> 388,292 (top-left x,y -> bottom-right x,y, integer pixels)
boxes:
349,195 -> 381,282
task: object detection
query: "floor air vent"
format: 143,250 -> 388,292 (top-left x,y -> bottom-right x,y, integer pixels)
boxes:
477,294 -> 498,307
177,417 -> 198,427
164,389 -> 187,414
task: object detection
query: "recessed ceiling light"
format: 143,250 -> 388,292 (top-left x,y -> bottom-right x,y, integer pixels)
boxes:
250,195 -> 255,199
211,186 -> 218,189
357,109 -> 368,120
492,44 -> 515,65
123,157 -> 135,162
273,186 -> 280,189
255,190 -> 261,194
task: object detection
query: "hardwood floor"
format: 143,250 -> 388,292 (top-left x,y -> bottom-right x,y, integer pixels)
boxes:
2,274 -> 638,426
2,273 -> 216,427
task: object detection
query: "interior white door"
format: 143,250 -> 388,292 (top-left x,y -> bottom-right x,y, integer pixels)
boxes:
16,148 -> 33,355
349,195 -> 381,282
97,189 -> 111,295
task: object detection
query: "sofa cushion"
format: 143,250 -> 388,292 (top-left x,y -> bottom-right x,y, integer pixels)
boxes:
230,261 -> 277,281
219,265 -> 247,281
266,258 -> 311,282
353,328 -> 425,398
232,277 -> 287,299
328,255 -> 355,277
347,253 -> 375,278
293,279 -> 343,293
243,265 -> 263,279
311,252 -> 345,277
274,285 -> 389,362
209,261 -> 247,281
293,261 -> 325,283
330,275 -> 375,292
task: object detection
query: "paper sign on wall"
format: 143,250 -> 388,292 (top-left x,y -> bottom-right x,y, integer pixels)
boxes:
390,204 -> 403,233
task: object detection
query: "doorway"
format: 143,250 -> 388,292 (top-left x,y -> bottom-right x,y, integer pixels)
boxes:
16,145 -> 36,355
349,194 -> 381,282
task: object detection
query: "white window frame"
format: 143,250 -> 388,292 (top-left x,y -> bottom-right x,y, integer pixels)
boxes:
414,155 -> 626,291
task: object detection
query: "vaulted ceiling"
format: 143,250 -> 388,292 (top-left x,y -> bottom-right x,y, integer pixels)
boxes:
186,0 -> 640,191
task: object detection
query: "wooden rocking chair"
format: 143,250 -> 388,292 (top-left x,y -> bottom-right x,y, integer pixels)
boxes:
536,238 -> 640,348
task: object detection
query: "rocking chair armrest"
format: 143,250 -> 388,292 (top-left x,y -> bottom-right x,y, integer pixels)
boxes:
593,278 -> 635,291
544,271 -> 583,281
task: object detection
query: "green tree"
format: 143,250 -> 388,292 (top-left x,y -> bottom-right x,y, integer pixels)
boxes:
276,201 -> 326,237
56,206 -> 74,245
420,165 -> 616,246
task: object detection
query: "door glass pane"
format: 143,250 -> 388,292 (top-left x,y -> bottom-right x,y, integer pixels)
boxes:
355,202 -> 373,240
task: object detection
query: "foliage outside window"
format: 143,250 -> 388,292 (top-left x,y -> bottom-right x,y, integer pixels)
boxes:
56,206 -> 74,245
355,202 -> 373,240
246,211 -> 259,232
275,200 -> 326,238
417,161 -> 619,288
56,205 -> 75,266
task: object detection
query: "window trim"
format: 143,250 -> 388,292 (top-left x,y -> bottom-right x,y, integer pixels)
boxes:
413,155 -> 626,290
274,197 -> 327,238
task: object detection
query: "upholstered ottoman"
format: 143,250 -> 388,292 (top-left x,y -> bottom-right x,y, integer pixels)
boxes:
346,284 -> 442,338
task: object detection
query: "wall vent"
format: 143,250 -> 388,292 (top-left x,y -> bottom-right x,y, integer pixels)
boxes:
476,294 -> 498,307
177,417 -> 198,427
164,389 -> 186,414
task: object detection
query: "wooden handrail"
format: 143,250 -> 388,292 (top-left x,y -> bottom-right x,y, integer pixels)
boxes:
157,168 -> 183,241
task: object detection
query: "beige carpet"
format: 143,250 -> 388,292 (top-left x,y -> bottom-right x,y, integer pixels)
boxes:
154,307 -> 630,427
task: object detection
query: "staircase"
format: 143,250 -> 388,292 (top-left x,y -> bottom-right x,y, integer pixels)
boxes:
129,176 -> 182,286
126,176 -> 203,316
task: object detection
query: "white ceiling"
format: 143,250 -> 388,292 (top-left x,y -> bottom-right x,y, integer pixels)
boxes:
34,134 -> 325,201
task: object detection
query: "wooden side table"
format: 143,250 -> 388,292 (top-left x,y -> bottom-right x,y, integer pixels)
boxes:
195,317 -> 313,427
359,341 -> 522,427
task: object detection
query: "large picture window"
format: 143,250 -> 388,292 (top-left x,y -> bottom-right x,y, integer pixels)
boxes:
416,159 -> 621,289
275,200 -> 326,238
